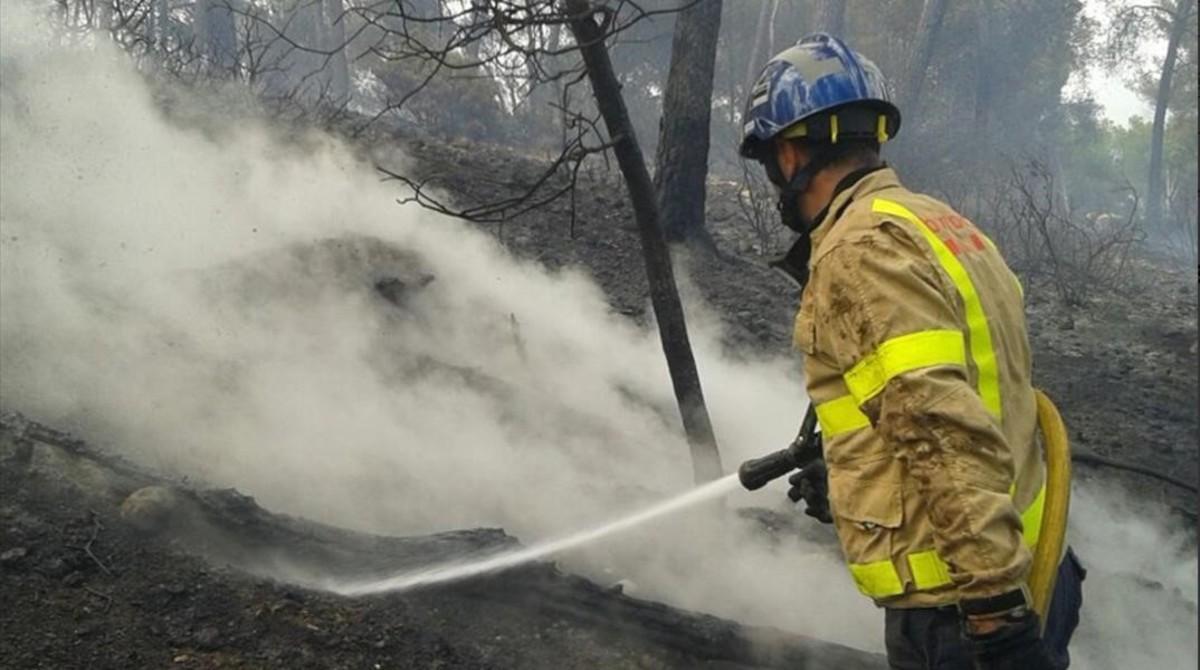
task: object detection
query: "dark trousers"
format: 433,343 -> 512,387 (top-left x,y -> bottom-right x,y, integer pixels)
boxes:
884,548 -> 1086,670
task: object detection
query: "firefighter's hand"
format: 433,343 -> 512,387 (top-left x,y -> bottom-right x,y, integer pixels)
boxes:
787,459 -> 832,524
961,599 -> 1057,670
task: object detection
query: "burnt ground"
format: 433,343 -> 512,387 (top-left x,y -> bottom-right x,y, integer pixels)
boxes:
0,417 -> 880,670
1023,260 -> 1199,514
2,127 -> 1196,669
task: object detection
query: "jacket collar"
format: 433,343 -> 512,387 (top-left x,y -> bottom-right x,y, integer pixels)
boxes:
808,165 -> 902,257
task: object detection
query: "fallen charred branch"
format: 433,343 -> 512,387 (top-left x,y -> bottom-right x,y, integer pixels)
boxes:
1072,450 -> 1198,494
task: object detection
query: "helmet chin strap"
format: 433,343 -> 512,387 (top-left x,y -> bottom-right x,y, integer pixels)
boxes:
767,150 -> 834,289
773,151 -> 832,234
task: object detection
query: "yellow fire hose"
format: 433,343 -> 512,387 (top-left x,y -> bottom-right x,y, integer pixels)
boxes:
1029,389 -> 1071,631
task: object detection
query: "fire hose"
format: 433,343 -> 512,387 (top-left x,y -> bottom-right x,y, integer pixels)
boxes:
1030,389 -> 1070,629
737,389 -> 1073,627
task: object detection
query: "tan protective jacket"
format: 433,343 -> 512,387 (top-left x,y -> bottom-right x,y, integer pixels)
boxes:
795,167 -> 1045,609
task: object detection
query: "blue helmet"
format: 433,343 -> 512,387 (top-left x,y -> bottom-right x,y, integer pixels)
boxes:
739,33 -> 901,159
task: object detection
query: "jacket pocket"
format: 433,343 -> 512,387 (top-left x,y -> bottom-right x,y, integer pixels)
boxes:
828,454 -> 904,529
829,454 -> 905,596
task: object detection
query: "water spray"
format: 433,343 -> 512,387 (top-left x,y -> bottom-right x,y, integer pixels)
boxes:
325,407 -> 824,597
326,473 -> 743,596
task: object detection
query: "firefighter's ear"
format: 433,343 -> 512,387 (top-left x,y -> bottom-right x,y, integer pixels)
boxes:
774,140 -> 810,183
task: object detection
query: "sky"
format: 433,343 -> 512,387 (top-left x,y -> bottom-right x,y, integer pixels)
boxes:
1086,69 -> 1153,124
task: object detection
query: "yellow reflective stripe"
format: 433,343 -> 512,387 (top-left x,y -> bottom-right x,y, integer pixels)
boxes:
843,330 -> 966,404
908,550 -> 953,590
816,395 -> 871,437
782,122 -> 808,138
871,198 -> 1003,418
846,483 -> 1047,599
1021,483 -> 1046,548
848,559 -> 905,598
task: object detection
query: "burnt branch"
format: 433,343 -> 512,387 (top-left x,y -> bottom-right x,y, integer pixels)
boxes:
990,158 -> 1144,306
376,102 -> 615,226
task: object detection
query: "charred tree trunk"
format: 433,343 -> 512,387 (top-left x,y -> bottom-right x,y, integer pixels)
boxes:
743,0 -> 774,101
653,0 -> 723,245
767,0 -> 780,58
564,1 -> 723,483
901,0 -> 948,111
96,0 -> 113,32
813,0 -> 846,36
194,0 -> 238,73
973,0 -> 994,133
1147,0 -> 1195,230
150,0 -> 168,51
971,0 -> 995,216
323,0 -> 351,103
546,23 -> 571,145
466,0 -> 488,62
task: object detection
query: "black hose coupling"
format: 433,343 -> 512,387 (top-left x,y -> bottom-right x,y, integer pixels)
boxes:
737,404 -> 822,491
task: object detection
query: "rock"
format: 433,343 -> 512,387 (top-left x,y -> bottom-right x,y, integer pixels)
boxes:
607,579 -> 638,596
374,274 -> 435,307
39,556 -> 69,578
0,547 -> 27,565
121,486 -> 180,533
194,626 -> 221,650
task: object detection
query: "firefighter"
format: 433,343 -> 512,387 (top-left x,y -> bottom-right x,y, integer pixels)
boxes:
739,34 -> 1084,670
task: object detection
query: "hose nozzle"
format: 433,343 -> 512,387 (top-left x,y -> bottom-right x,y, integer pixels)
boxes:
737,405 -> 822,491
738,442 -> 808,490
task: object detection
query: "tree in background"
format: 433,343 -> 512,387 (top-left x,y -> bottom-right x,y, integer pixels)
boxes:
900,0 -> 949,114
1106,0 -> 1198,258
193,0 -> 238,73
653,0 -> 723,246
1114,0 -> 1196,231
811,0 -> 845,34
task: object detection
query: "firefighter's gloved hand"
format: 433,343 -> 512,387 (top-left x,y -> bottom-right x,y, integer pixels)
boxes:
960,594 -> 1057,670
787,459 -> 832,524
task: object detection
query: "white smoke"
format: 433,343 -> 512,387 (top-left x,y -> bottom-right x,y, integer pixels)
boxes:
1069,484 -> 1197,668
0,2 -> 1194,665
